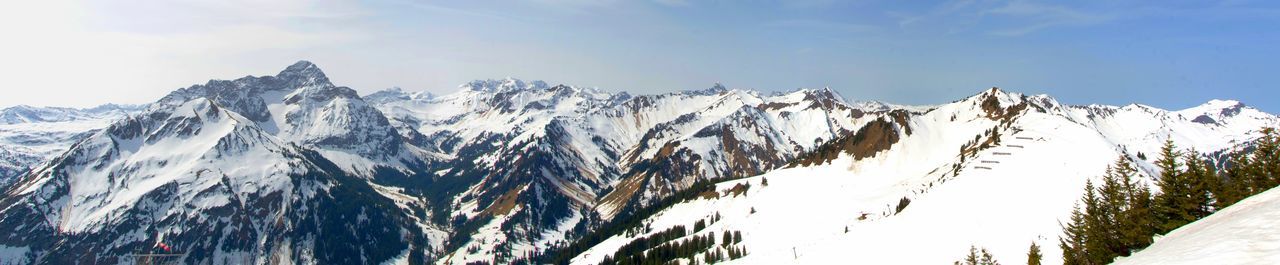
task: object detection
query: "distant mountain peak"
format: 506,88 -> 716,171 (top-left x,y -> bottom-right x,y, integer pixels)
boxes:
462,78 -> 550,93
686,83 -> 729,96
1179,99 -> 1252,120
277,60 -> 330,86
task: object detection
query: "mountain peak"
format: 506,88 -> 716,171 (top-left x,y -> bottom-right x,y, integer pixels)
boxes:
1179,99 -> 1251,120
284,60 -> 317,72
686,83 -> 729,96
277,60 -> 330,86
462,78 -> 550,93
1203,99 -> 1245,109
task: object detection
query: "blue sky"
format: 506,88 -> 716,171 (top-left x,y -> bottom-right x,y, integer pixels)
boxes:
2,0 -> 1278,112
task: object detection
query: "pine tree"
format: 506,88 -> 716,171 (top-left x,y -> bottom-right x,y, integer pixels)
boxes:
1059,204 -> 1088,265
1254,128 -> 1280,189
1027,241 -> 1043,265
959,245 -> 979,265
1113,157 -> 1155,252
956,245 -> 1001,265
722,232 -> 731,247
1217,152 -> 1252,207
1081,176 -> 1119,264
1153,139 -> 1191,235
1182,151 -> 1216,217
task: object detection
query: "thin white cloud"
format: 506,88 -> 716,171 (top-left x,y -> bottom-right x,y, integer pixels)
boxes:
982,0 -> 1112,36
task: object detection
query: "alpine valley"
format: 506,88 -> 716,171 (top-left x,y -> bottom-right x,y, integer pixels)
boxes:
1,61 -> 1276,264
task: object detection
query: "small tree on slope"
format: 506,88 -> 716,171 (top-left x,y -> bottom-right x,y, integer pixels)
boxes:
1027,241 -> 1043,265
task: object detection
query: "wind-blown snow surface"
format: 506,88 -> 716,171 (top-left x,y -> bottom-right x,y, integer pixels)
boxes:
1114,186 -> 1280,265
569,88 -> 1278,265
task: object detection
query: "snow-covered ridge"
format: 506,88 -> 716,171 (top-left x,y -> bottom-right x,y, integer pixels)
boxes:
0,103 -> 142,125
566,87 -> 1279,265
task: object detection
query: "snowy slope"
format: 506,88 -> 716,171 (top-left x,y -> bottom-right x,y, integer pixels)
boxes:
568,88 -> 1279,265
1113,186 -> 1280,265
0,104 -> 141,186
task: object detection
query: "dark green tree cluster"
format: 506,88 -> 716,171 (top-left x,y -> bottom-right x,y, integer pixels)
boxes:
601,217 -> 747,265
1060,156 -> 1155,265
1151,140 -> 1214,234
954,245 -> 1000,265
602,230 -> 720,265
537,179 -> 726,264
1060,128 -> 1280,265
1214,128 -> 1280,207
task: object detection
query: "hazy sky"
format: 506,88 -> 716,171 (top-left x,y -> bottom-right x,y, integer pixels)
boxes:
2,0 -> 1278,112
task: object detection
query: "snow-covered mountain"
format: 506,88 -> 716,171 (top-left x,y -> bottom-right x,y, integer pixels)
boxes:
367,79 -> 872,263
0,104 -> 142,187
0,62 -> 444,264
0,104 -> 140,125
0,61 -> 1274,264
0,98 -> 433,264
564,88 -> 1279,265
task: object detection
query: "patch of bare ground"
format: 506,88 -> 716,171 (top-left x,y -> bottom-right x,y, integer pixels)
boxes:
790,117 -> 903,167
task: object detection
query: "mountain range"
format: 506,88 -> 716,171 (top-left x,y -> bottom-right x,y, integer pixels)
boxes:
0,61 -> 1275,264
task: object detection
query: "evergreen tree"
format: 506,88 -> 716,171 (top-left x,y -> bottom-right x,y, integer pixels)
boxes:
1217,152 -> 1252,207
1254,128 -> 1280,189
1027,242 -> 1043,265
1080,177 -> 1115,263
955,245 -> 1001,265
1153,139 -> 1192,235
1182,151 -> 1216,217
1114,157 -> 1155,252
1060,157 -> 1157,265
722,232 -> 732,247
1059,204 -> 1088,265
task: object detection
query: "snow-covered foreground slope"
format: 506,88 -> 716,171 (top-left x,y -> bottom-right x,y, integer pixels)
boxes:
569,89 -> 1278,265
1114,186 -> 1280,265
